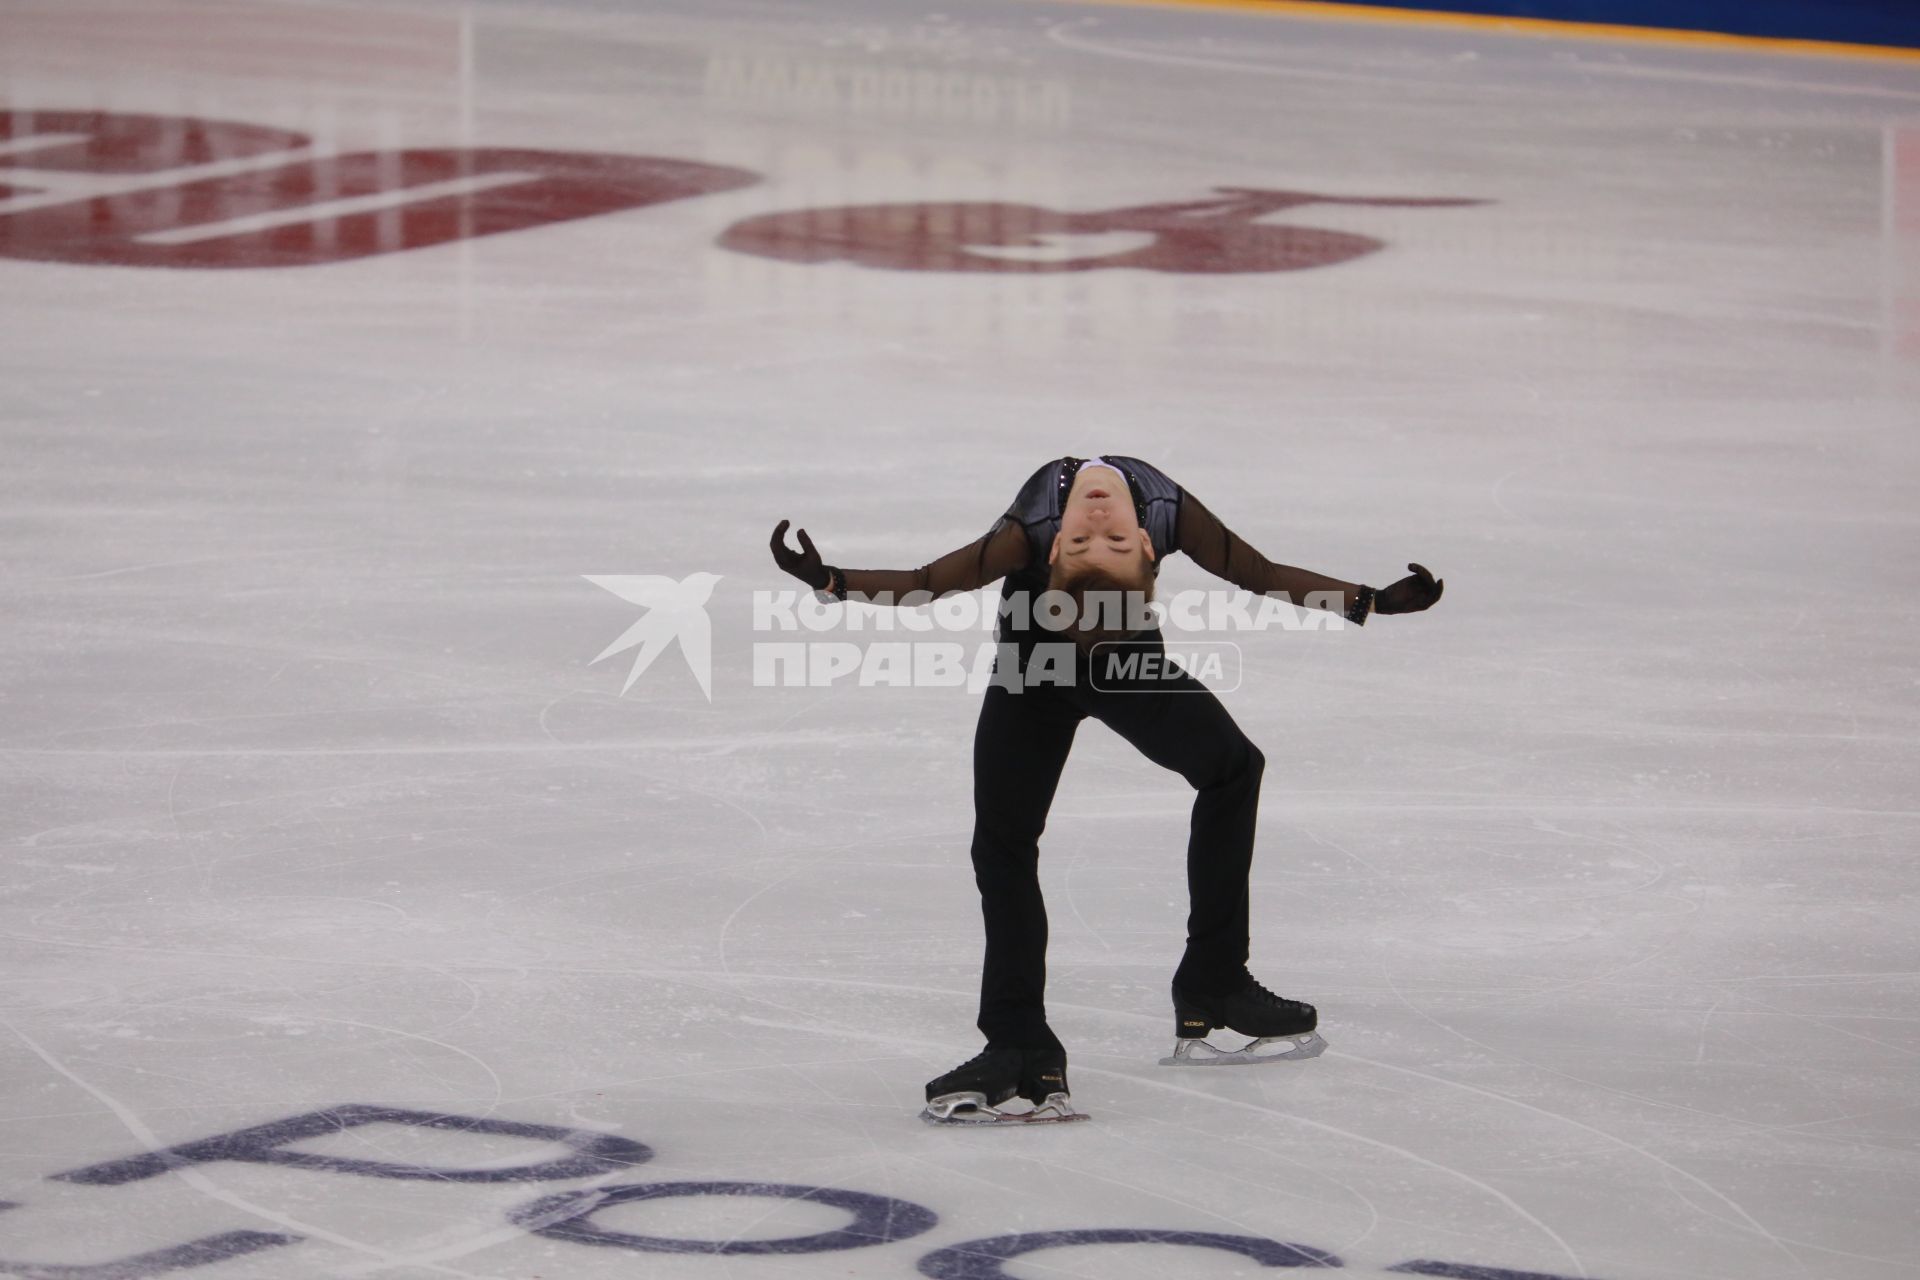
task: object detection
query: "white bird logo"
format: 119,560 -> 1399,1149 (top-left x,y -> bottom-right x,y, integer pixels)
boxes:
584,573 -> 723,700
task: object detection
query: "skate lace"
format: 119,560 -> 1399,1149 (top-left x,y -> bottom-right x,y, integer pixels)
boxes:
1244,976 -> 1309,1016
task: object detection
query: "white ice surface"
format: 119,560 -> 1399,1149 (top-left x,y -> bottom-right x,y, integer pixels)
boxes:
2,1 -> 1918,1277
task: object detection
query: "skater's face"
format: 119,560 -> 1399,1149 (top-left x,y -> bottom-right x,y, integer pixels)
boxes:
1050,467 -> 1155,583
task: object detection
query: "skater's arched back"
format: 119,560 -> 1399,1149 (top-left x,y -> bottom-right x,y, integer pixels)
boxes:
770,454 -> 1442,1124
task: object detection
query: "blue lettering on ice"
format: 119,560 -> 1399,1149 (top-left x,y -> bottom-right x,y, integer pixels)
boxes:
50,1104 -> 651,1186
1391,1262 -> 1591,1280
16,1105 -> 1606,1280
511,1180 -> 939,1254
0,1234 -> 301,1280
918,1228 -> 1341,1279
0,1202 -> 300,1279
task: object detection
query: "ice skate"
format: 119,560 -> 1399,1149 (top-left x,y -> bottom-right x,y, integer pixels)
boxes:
921,1048 -> 1087,1125
1160,975 -> 1327,1067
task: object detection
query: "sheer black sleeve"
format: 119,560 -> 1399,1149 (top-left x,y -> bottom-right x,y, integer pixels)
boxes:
841,518 -> 1030,603
1176,491 -> 1364,615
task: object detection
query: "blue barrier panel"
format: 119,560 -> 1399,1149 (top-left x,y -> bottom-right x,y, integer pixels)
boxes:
1309,0 -> 1920,49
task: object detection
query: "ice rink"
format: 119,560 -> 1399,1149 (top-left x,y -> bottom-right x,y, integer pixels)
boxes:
3,1 -> 1918,1277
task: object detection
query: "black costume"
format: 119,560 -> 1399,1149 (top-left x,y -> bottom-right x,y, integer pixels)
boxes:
772,458 -> 1441,1114
828,455 -> 1362,632
837,457 -> 1364,1052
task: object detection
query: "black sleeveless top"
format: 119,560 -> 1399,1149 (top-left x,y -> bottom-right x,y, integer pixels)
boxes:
832,455 -> 1347,632
989,455 -> 1183,641
997,455 -> 1183,597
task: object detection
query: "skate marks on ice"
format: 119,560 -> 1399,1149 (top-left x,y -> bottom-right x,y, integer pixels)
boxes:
0,1094 -> 1609,1280
1079,1062 -> 1592,1276
736,973 -> 1585,1268
1326,1037 -> 1827,1276
0,969 -> 1680,1280
3,1102 -> 937,1275
0,1037 -> 621,1276
727,973 -> 1601,1269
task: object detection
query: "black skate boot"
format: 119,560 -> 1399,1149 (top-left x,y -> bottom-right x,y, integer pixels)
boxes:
1162,973 -> 1327,1067
921,1048 -> 1084,1125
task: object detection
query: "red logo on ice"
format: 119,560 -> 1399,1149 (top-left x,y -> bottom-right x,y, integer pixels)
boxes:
717,187 -> 1485,274
0,110 -> 758,268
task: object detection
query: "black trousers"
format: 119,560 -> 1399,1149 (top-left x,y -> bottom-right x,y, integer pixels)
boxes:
970,632 -> 1266,1050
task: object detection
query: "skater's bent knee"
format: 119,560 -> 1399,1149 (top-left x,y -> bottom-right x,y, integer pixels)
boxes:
1206,739 -> 1262,790
971,822 -> 1044,863
1188,737 -> 1261,793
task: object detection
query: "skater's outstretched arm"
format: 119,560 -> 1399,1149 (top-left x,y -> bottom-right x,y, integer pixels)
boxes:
1177,492 -> 1443,620
770,518 -> 1029,603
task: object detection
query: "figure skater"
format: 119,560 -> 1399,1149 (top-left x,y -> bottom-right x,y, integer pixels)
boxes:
771,455 -> 1441,1122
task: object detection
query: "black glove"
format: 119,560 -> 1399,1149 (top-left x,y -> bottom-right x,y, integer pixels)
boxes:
1374,563 -> 1443,615
770,519 -> 830,591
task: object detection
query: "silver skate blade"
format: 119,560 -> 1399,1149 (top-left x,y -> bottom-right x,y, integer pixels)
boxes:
1158,1031 -> 1327,1067
920,1091 -> 1089,1126
921,1091 -> 993,1122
